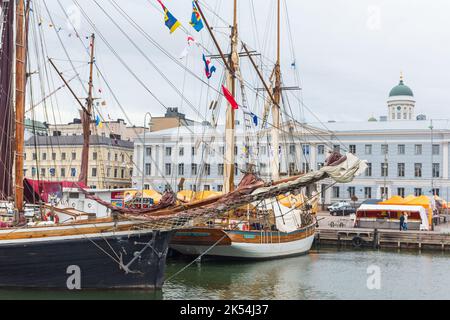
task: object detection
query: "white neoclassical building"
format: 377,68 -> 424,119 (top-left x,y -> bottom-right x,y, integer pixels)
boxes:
132,76 -> 450,204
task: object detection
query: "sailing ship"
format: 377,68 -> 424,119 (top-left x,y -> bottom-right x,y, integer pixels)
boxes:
0,0 -> 367,290
169,0 -> 362,259
0,0 -> 173,290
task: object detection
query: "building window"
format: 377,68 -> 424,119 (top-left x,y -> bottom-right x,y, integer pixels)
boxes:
289,144 -> 296,155
203,185 -> 210,191
218,164 -> 224,176
107,152 -> 111,161
72,152 -> 76,160
114,168 -> 118,178
61,168 -> 66,177
349,145 -> 356,154
397,163 -> 405,177
302,162 -> 309,173
234,163 -> 239,176
348,187 -> 355,198
191,147 -> 196,156
204,164 -> 211,176
432,188 -> 440,196
397,145 -> 405,155
92,167 -> 97,177
317,145 -> 325,155
93,152 -> 97,160
114,154 -> 118,161
365,145 -> 372,155
146,147 -> 152,156
414,188 -> 422,196
397,188 -> 405,197
414,144 -> 422,155
61,153 -> 66,161
380,187 -> 388,199
217,185 -> 223,192
191,163 -> 197,175
219,146 -> 225,155
365,163 -> 372,177
414,163 -> 422,177
71,168 -> 76,177
178,163 -> 184,176
31,167 -> 36,177
32,153 -> 37,160
381,144 -> 388,155
166,147 -> 172,156
41,168 -> 46,177
333,145 -> 340,153
107,168 -> 111,177
364,187 -> 372,199
432,144 -> 440,155
289,163 -> 296,175
121,169 -> 124,179
121,154 -> 125,163
145,163 -> 151,175
179,147 -> 184,156
234,146 -> 238,156
381,163 -> 388,177
165,163 -> 171,176
42,153 -> 47,161
52,153 -> 56,161
432,163 -> 440,178
332,186 -> 340,198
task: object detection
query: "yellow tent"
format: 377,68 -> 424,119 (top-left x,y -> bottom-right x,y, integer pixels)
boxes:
194,190 -> 222,201
124,190 -> 162,204
378,195 -> 404,205
402,195 -> 433,226
177,190 -> 196,202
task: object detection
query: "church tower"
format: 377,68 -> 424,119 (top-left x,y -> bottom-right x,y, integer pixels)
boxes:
387,73 -> 415,121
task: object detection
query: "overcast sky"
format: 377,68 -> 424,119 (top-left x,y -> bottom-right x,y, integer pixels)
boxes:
29,0 -> 450,127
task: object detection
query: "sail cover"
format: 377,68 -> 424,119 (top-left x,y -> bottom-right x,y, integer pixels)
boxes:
0,0 -> 14,200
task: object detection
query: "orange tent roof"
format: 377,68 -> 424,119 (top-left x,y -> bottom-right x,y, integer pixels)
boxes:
403,195 -> 431,208
379,195 -> 404,205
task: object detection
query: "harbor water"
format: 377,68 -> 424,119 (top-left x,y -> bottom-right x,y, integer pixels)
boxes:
0,248 -> 449,300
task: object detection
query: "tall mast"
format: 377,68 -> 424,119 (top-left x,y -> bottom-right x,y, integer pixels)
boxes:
271,0 -> 281,181
15,0 -> 26,211
79,34 -> 95,186
223,0 -> 238,193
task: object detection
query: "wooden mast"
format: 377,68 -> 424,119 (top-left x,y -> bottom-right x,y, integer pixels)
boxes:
79,34 -> 95,186
15,0 -> 26,212
271,0 -> 281,181
224,0 -> 238,193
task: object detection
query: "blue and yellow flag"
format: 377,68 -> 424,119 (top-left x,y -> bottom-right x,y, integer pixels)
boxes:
189,1 -> 204,32
157,0 -> 181,34
95,115 -> 103,128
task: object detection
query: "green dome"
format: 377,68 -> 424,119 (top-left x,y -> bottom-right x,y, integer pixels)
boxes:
389,79 -> 413,97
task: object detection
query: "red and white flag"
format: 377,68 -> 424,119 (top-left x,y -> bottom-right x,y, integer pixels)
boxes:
222,85 -> 238,110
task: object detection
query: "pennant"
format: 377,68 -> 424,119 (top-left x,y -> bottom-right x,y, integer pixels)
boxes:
222,85 -> 238,110
179,46 -> 189,60
202,54 -> 216,79
251,112 -> 258,126
187,36 -> 195,45
189,1 -> 204,32
157,0 -> 181,34
95,115 -> 103,128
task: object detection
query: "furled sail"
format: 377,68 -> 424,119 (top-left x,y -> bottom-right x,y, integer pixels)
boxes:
0,0 -> 14,200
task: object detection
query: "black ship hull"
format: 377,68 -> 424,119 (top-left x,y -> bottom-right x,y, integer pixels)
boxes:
0,229 -> 174,290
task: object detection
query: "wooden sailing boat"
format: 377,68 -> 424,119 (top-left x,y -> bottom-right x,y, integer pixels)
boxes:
0,0 -> 173,290
169,0 -> 340,259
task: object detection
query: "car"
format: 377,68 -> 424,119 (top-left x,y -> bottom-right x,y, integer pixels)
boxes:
327,201 -> 350,211
330,205 -> 356,216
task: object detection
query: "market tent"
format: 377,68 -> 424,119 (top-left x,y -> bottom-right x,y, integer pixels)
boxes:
194,190 -> 222,201
177,190 -> 195,202
403,195 -> 431,208
378,195 -> 404,205
124,189 -> 162,204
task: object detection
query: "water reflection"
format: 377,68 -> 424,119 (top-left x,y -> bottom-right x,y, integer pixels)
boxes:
0,248 -> 449,300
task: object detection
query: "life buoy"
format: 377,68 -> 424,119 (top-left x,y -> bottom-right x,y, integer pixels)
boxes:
352,236 -> 363,248
44,212 -> 59,224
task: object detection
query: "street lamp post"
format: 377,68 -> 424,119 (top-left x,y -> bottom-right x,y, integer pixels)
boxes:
142,112 -> 152,208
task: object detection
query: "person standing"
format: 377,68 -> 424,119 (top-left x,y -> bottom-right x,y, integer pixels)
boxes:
399,213 -> 405,231
403,213 -> 408,231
